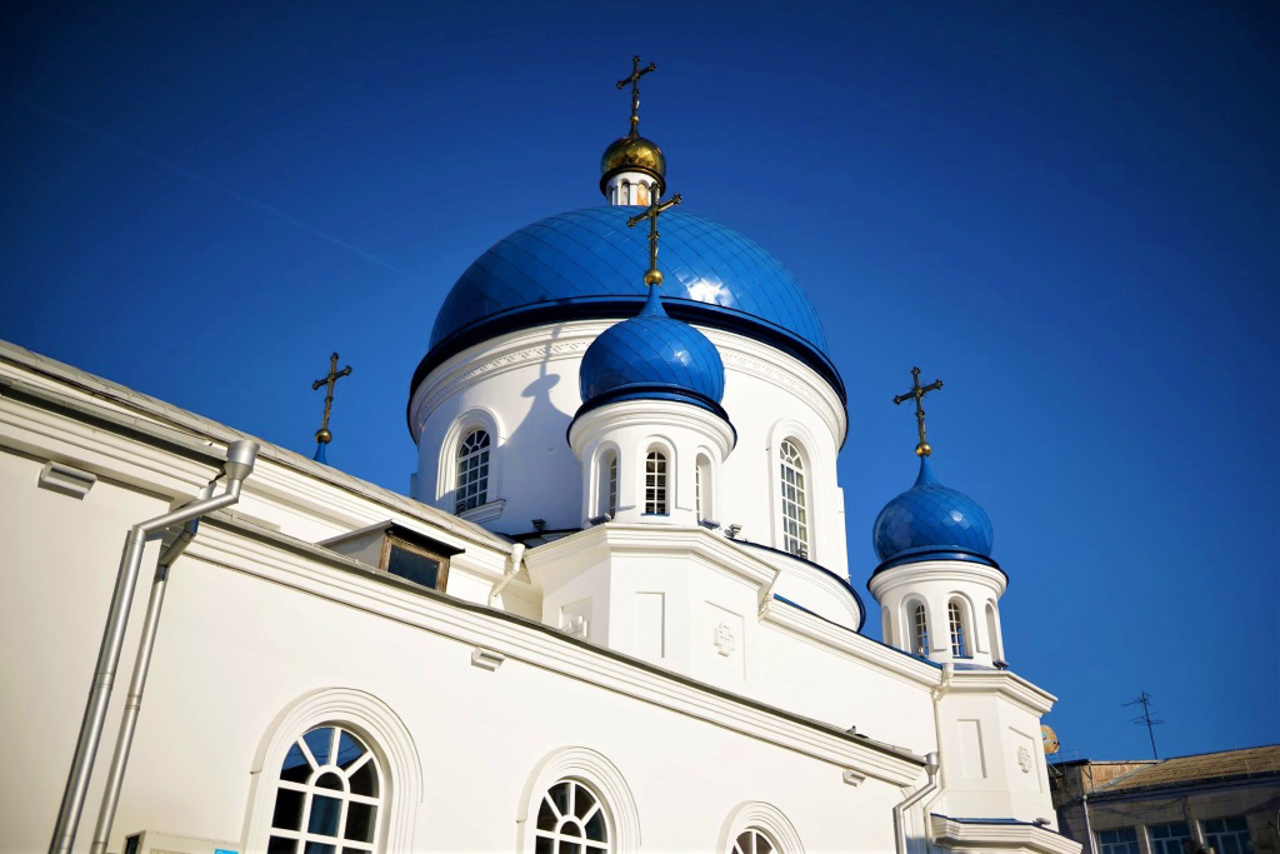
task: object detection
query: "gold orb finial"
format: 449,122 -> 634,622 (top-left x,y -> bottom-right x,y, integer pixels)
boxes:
315,428 -> 332,444
644,268 -> 664,286
915,442 -> 932,457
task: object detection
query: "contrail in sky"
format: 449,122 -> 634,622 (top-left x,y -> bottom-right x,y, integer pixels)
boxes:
4,92 -> 421,282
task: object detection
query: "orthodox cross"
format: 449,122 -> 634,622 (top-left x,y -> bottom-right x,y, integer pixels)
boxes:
627,191 -> 682,286
616,55 -> 657,137
893,366 -> 943,457
312,352 -> 352,449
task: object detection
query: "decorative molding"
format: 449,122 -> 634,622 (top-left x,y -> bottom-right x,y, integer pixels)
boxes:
929,815 -> 1080,854
1018,746 -> 1033,773
715,622 -> 737,657
242,687 -> 423,854
471,648 -> 506,670
192,522 -> 924,786
718,801 -> 806,854
37,459 -> 97,498
516,747 -> 641,853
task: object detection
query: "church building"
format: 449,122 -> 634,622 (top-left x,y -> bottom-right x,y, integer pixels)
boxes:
0,60 -> 1078,854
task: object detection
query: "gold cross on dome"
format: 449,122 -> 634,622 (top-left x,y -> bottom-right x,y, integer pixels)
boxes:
893,366 -> 944,456
312,352 -> 352,445
616,55 -> 657,137
627,191 -> 682,287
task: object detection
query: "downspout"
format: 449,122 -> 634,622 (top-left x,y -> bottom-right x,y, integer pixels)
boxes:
893,752 -> 940,854
50,440 -> 259,854
1081,792 -> 1098,854
489,541 -> 525,607
88,478 -> 215,854
919,662 -> 955,826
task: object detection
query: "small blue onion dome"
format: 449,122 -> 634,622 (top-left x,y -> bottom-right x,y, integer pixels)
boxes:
577,287 -> 728,421
872,456 -> 997,573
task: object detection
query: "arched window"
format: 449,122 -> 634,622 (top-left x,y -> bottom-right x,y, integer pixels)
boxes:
599,450 -> 618,518
535,779 -> 611,852
911,602 -> 929,655
645,450 -> 668,515
456,429 -> 490,513
778,440 -> 808,557
948,599 -> 969,657
267,725 -> 381,854
695,454 -> 712,521
620,179 -> 631,204
732,830 -> 778,854
636,182 -> 650,206
985,602 -> 1002,662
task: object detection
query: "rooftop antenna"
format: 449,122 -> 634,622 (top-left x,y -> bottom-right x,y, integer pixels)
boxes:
1124,690 -> 1164,759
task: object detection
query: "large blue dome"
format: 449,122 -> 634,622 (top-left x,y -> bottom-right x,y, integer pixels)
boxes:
577,287 -> 727,420
411,207 -> 843,403
872,457 -> 997,573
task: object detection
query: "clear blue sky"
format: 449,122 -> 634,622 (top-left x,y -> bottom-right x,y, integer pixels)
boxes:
3,0 -> 1275,761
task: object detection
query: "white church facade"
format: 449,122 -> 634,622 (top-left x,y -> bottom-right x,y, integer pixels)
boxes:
0,65 -> 1079,854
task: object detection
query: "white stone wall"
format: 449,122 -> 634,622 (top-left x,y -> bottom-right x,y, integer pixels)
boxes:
410,321 -> 849,570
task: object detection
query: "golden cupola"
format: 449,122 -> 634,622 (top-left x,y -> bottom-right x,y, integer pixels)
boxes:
602,56 -> 666,205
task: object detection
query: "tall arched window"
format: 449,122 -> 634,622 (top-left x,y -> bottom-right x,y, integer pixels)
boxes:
456,429 -> 490,513
732,830 -> 778,854
779,440 -> 808,557
695,454 -> 712,521
267,725 -> 381,854
911,602 -> 929,655
985,602 -> 1002,662
535,779 -> 611,852
948,599 -> 969,657
645,450 -> 668,515
599,450 -> 618,518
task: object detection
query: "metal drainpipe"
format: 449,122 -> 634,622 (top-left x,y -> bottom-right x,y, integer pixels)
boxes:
1081,792 -> 1098,854
919,662 -> 955,826
49,440 -> 259,854
893,752 -> 940,854
88,481 -> 212,854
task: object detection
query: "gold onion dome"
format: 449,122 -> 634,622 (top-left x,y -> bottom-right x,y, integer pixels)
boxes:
600,134 -> 666,195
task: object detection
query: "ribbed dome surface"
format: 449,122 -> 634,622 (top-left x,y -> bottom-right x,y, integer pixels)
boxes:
601,135 -> 666,179
414,207 -> 842,403
872,457 -> 996,572
579,288 -> 725,416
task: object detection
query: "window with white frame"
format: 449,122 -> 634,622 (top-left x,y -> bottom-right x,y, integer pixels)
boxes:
1203,816 -> 1253,854
645,450 -> 668,515
911,602 -> 929,655
778,440 -> 808,557
534,779 -> 611,853
732,829 -> 778,854
1098,826 -> 1140,854
599,450 -> 618,518
1148,821 -> 1191,854
948,599 -> 969,657
267,725 -> 381,854
695,454 -> 711,521
455,429 -> 490,513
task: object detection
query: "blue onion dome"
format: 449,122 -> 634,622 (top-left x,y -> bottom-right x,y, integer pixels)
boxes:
410,207 -> 843,406
871,456 -> 997,573
576,287 -> 728,422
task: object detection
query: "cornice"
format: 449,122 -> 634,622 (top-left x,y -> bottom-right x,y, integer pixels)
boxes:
761,598 -> 942,689
567,399 -> 736,457
867,559 -> 1008,598
930,815 -> 1080,854
189,517 -> 925,786
407,321 -> 848,448
943,669 -> 1059,715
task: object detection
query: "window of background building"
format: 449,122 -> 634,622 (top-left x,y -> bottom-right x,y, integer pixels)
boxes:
535,779 -> 610,852
267,725 -> 381,854
1203,817 -> 1253,854
1098,827 -> 1140,854
1148,822 -> 1191,854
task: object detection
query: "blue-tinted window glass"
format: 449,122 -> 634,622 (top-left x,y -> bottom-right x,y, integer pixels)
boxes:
303,728 -> 333,766
387,545 -> 441,589
1099,827 -> 1139,854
